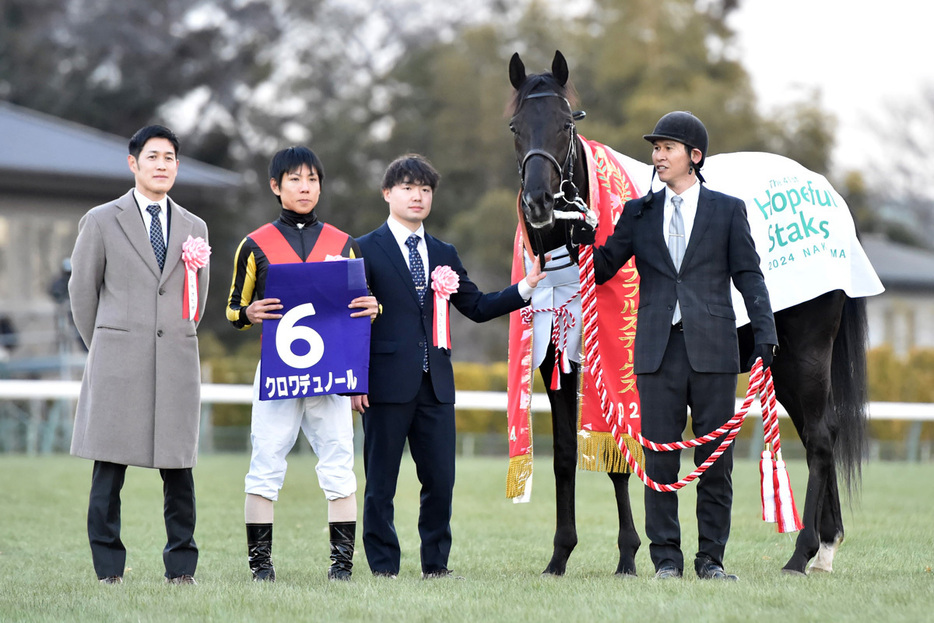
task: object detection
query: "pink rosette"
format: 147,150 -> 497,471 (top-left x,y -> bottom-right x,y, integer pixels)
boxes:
181,235 -> 210,321
182,235 -> 211,271
430,265 -> 459,349
430,265 -> 460,299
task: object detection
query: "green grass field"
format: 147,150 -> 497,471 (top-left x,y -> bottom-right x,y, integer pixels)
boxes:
1,453 -> 931,622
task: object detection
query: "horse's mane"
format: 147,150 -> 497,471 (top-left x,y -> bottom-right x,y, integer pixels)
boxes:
507,73 -> 579,116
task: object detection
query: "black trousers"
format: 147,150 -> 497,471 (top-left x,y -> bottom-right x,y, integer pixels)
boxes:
637,329 -> 737,574
362,373 -> 455,575
87,460 -> 198,579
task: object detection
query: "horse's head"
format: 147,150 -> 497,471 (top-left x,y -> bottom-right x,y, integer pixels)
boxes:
508,50 -> 584,233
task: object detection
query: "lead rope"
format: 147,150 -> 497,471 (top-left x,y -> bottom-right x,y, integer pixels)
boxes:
577,240 -> 802,532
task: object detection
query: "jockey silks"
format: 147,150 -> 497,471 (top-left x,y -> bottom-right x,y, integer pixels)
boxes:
226,208 -> 356,329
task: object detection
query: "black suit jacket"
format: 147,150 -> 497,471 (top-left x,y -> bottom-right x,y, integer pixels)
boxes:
357,222 -> 527,404
592,186 -> 777,374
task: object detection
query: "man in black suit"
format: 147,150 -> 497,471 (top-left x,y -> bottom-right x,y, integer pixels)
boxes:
353,154 -> 545,579
587,112 -> 777,581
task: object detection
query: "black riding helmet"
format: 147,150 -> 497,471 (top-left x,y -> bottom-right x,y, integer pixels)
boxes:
643,111 -> 708,171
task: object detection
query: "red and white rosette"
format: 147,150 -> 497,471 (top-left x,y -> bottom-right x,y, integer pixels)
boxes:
430,265 -> 459,349
181,235 -> 211,321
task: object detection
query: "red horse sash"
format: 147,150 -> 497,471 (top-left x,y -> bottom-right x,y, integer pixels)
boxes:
506,136 -> 644,501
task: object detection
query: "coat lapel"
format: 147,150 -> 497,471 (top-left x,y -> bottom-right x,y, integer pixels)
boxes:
425,232 -> 443,276
161,198 -> 194,285
424,233 -> 446,312
643,190 -> 676,273
374,223 -> 422,305
681,186 -> 714,270
114,190 -> 163,280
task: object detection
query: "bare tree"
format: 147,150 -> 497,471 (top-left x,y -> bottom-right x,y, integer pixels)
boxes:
865,84 -> 934,248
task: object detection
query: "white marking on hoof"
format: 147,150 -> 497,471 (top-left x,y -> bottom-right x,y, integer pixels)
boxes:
808,535 -> 843,573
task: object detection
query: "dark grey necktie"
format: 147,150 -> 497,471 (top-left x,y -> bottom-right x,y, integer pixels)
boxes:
406,234 -> 429,371
668,195 -> 684,324
147,204 -> 166,271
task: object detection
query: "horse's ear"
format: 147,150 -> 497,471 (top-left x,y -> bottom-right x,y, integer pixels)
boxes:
509,52 -> 526,90
552,50 -> 569,86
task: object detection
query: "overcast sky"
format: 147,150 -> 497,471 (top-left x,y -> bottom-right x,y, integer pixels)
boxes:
729,0 -> 934,174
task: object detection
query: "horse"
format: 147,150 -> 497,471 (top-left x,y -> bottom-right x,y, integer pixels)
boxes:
506,50 -> 869,577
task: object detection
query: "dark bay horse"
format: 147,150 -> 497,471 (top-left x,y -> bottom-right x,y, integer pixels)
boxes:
507,50 -> 869,576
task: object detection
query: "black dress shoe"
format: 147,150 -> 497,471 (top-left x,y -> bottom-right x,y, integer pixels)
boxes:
99,576 -> 123,585
696,563 -> 738,581
421,568 -> 465,580
653,566 -> 682,580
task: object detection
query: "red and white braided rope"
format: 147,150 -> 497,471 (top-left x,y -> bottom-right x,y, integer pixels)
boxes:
578,244 -> 779,492
520,292 -> 580,389
519,292 -> 579,354
761,369 -> 782,452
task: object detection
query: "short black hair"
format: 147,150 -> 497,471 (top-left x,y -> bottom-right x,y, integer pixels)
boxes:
268,146 -> 325,192
381,153 -> 440,191
128,125 -> 179,159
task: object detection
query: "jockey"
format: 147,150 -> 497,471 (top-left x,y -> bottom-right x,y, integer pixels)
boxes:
226,146 -> 379,582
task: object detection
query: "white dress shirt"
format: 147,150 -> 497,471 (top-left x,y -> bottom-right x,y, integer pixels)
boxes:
387,216 -> 533,300
664,179 -> 700,325
134,189 -> 168,246
386,216 -> 429,275
663,179 -> 700,248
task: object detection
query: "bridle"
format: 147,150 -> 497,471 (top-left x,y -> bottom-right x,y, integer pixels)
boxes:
512,92 -> 585,206
511,90 -> 591,269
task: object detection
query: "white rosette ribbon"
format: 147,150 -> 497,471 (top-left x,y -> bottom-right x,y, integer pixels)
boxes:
181,235 -> 211,321
430,265 -> 459,349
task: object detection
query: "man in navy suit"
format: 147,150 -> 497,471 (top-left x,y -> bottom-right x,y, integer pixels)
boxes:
587,112 -> 777,581
353,154 -> 545,579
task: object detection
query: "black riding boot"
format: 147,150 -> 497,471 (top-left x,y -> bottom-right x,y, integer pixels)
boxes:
246,523 -> 276,582
327,521 -> 355,581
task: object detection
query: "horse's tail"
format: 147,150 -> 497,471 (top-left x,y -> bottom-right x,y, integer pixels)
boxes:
830,294 -> 870,497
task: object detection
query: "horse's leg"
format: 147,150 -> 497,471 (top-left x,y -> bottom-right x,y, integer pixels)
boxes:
771,361 -> 831,575
540,344 -> 579,576
811,293 -> 869,573
809,470 -> 844,573
770,293 -> 842,575
607,471 -> 640,576
808,385 -> 847,574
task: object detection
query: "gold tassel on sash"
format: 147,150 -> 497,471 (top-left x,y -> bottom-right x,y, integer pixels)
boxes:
506,453 -> 533,499
577,431 -> 643,473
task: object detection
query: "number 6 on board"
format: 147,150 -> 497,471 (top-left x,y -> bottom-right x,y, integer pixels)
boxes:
276,303 -> 325,369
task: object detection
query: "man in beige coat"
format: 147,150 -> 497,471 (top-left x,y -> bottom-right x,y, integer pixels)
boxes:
69,125 -> 210,585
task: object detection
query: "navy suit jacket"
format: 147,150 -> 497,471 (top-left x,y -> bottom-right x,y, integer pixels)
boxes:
357,222 -> 527,404
592,186 -> 777,375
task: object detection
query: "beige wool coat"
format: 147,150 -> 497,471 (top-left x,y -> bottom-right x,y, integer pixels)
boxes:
69,190 -> 209,469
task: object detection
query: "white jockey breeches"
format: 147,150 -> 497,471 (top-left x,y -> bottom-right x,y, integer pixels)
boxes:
244,364 -> 356,501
